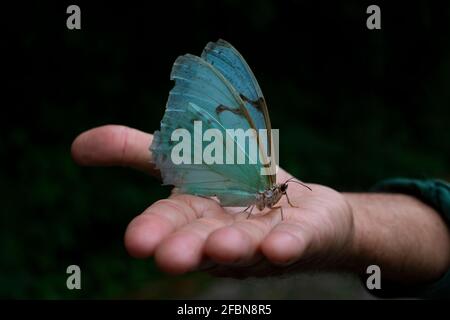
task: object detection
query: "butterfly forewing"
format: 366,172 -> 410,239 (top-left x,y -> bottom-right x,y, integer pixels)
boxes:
151,40 -> 275,207
201,39 -> 275,185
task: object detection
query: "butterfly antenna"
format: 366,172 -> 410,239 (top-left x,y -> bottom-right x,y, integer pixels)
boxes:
285,178 -> 312,191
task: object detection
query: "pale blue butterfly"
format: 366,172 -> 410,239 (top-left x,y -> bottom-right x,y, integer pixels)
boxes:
150,39 -> 310,218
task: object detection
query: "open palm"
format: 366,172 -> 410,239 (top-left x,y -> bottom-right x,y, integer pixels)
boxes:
72,125 -> 355,277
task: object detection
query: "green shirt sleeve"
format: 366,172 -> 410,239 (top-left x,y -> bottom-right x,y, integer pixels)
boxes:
369,178 -> 450,299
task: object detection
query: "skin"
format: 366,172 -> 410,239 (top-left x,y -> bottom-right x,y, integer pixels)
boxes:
71,125 -> 450,286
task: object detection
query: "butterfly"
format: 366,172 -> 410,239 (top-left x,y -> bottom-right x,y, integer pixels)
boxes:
150,39 -> 310,218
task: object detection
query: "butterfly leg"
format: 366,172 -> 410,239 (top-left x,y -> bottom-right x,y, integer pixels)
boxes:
285,192 -> 298,208
245,205 -> 255,219
238,205 -> 253,218
271,206 -> 284,220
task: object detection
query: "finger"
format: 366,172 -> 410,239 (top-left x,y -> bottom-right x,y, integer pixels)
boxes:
260,219 -> 313,265
124,194 -> 223,259
204,210 -> 281,265
154,215 -> 232,274
71,125 -> 157,175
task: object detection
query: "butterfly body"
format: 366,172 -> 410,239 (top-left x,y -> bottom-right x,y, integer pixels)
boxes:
256,183 -> 287,211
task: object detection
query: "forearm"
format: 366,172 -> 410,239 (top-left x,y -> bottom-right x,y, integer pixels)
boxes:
344,193 -> 450,284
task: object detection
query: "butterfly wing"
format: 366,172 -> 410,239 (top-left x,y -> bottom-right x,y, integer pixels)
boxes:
201,39 -> 276,185
151,53 -> 269,206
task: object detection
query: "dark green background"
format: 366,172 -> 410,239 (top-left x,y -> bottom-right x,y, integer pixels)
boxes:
2,1 -> 449,298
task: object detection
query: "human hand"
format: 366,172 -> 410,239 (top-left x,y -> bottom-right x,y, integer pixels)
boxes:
71,125 -> 450,283
71,125 -> 355,277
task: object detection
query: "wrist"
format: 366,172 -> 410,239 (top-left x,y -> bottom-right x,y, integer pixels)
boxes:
343,192 -> 450,284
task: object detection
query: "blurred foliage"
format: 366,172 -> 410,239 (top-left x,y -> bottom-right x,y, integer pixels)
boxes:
2,1 -> 449,298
